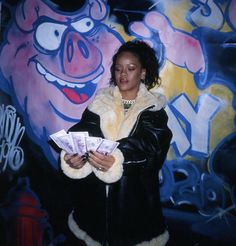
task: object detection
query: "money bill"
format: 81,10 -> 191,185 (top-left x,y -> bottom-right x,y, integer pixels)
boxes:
50,129 -> 75,153
69,131 -> 88,155
85,136 -> 103,152
96,139 -> 119,155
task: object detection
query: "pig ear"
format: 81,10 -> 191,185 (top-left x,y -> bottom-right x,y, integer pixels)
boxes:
15,0 -> 50,31
89,0 -> 108,20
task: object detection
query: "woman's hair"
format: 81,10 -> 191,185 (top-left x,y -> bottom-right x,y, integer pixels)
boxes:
110,40 -> 161,89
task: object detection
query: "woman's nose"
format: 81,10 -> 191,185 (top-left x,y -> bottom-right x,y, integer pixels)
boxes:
120,69 -> 127,75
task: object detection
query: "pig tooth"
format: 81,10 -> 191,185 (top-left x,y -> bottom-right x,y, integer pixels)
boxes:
37,62 -> 86,88
67,82 -> 85,88
46,73 -> 57,82
57,78 -> 67,86
92,74 -> 102,84
37,63 -> 46,75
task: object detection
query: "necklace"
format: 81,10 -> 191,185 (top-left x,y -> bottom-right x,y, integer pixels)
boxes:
122,99 -> 136,105
122,99 -> 136,113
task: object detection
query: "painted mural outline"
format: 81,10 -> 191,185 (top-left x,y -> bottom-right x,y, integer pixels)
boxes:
166,93 -> 222,156
0,104 -> 25,172
1,0 -> 233,167
188,0 -> 224,29
0,0 -> 124,168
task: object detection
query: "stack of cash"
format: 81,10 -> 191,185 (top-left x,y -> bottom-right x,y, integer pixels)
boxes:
50,130 -> 119,155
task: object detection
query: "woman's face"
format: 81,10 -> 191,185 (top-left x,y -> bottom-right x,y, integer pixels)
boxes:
114,51 -> 146,99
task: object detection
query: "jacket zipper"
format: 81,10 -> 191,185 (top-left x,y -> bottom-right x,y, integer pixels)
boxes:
104,185 -> 109,246
104,106 -> 155,245
129,105 -> 154,136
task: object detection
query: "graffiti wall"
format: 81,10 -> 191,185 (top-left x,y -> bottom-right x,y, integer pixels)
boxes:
0,0 -> 235,245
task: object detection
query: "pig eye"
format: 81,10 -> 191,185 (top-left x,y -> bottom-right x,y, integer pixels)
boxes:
35,22 -> 67,50
71,17 -> 95,33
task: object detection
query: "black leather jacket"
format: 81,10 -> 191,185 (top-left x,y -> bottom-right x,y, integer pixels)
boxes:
61,85 -> 172,246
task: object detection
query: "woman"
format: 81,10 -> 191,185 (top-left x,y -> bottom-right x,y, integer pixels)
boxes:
60,40 -> 172,246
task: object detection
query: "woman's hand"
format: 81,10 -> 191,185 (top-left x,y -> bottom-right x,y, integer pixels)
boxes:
64,153 -> 87,169
88,151 -> 115,172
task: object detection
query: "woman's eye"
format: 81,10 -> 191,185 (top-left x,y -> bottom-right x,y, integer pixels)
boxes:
71,17 -> 95,33
35,22 -> 67,51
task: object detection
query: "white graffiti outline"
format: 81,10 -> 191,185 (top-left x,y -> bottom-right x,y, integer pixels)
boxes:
0,104 -> 25,172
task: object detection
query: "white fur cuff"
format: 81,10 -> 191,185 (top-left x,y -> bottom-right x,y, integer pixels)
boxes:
92,148 -> 124,183
135,230 -> 169,246
60,150 -> 92,179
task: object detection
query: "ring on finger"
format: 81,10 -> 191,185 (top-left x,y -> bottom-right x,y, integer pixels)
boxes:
97,166 -> 104,171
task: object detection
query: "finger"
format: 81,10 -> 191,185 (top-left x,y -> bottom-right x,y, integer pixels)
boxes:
71,155 -> 87,164
88,152 -> 113,171
69,158 -> 87,169
145,11 -> 168,31
66,154 -> 86,167
129,21 -> 152,38
89,151 -> 109,161
69,162 -> 85,169
88,151 -> 106,165
70,154 -> 81,163
87,154 -> 106,171
92,151 -> 115,167
64,153 -> 73,161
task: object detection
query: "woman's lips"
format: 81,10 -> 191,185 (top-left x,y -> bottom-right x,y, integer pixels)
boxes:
120,79 -> 128,84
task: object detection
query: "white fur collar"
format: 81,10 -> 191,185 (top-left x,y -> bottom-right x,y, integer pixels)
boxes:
88,84 -> 166,140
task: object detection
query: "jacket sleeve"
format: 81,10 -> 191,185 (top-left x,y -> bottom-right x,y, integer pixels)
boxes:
60,150 -> 93,179
60,109 -> 124,183
117,108 -> 172,170
91,148 -> 124,183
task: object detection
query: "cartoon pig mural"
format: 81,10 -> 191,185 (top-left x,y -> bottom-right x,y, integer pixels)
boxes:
0,0 -> 123,168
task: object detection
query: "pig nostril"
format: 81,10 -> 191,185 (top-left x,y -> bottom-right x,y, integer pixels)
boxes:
66,39 -> 89,62
77,40 -> 89,59
67,39 -> 74,63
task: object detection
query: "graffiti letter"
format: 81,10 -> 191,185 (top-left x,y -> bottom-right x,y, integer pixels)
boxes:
172,94 -> 221,154
166,105 -> 191,156
0,105 -> 25,172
